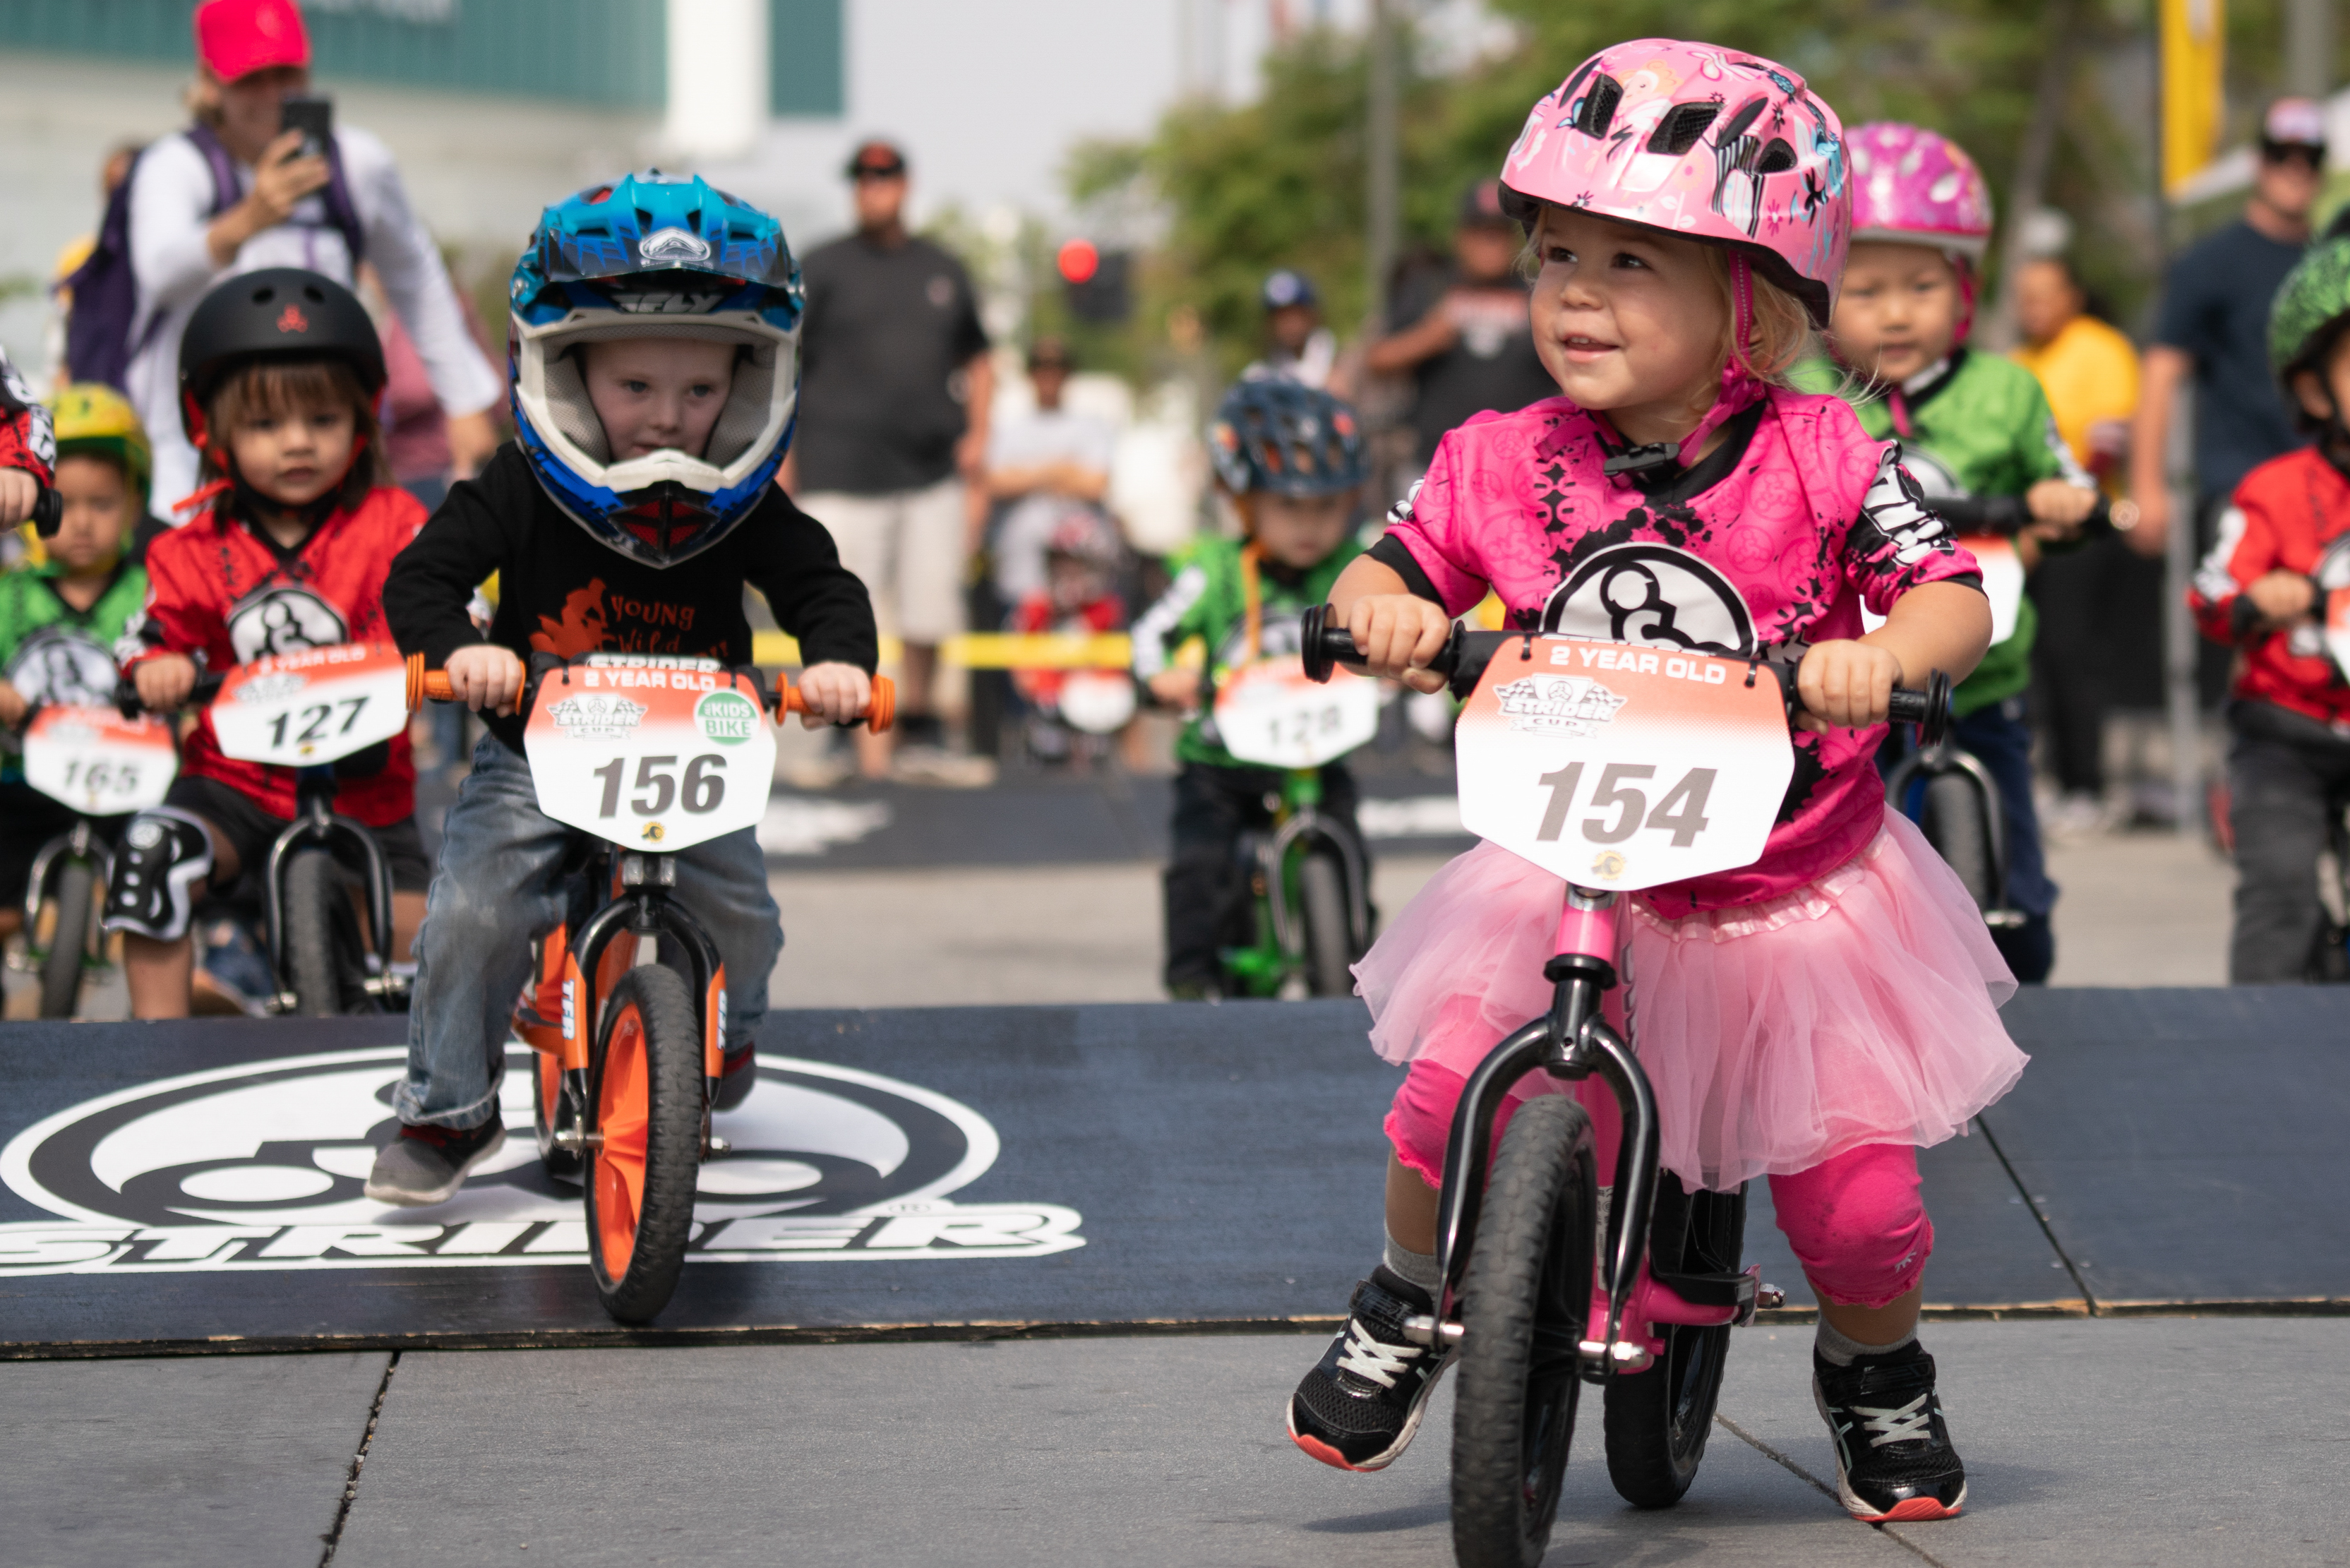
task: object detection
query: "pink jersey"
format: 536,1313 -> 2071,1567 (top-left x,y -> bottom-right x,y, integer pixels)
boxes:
1385,387 -> 1982,916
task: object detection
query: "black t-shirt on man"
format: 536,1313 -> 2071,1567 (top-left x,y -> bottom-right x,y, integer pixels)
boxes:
2153,219 -> 2308,498
1388,266 -> 1558,465
793,232 -> 990,496
383,443 -> 878,752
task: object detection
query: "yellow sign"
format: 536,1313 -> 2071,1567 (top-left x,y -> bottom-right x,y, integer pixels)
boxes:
2162,0 -> 2226,197
749,630 -> 1134,671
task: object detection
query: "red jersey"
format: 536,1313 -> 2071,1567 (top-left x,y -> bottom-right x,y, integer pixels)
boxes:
120,487 -> 428,825
2189,447 -> 2350,731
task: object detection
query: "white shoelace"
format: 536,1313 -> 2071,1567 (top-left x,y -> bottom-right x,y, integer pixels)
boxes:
1336,1321 -> 1422,1389
1854,1391 -> 1934,1447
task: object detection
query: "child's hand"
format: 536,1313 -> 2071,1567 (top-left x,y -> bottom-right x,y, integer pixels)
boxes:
2246,569 -> 2318,625
134,654 -> 198,714
795,662 -> 872,728
1345,594 -> 1453,694
1795,640 -> 1903,731
0,468 -> 37,529
1146,668 -> 1200,712
0,678 -> 25,728
447,644 -> 524,714
2024,479 -> 2098,541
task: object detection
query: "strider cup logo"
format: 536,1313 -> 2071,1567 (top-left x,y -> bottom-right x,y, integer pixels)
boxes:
1489,674 -> 1626,738
5,627 -> 121,710
546,694 -> 647,738
0,1047 -> 1083,1276
1543,542 -> 1756,657
227,585 -> 347,664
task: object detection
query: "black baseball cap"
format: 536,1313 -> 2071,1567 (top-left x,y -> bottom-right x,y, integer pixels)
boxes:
845,138 -> 907,179
2260,98 -> 2328,157
1026,335 -> 1074,371
1460,179 -> 1513,228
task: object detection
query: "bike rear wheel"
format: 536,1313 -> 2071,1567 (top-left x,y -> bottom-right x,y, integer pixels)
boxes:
584,964 -> 702,1323
36,858 -> 96,1019
1602,1178 -> 1745,1507
1919,771 -> 1997,914
282,847 -> 364,1015
1451,1094 -> 1597,1568
1297,851 -> 1354,998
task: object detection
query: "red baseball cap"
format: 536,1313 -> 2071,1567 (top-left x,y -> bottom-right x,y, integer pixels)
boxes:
194,0 -> 311,82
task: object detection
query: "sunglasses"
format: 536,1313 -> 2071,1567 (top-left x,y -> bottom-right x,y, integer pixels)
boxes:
2261,143 -> 2325,170
851,164 -> 906,182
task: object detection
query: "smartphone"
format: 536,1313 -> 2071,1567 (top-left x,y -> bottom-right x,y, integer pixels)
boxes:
280,95 -> 333,160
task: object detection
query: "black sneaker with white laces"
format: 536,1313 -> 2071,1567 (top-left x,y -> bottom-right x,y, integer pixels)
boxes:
1287,1266 -> 1453,1471
1813,1343 -> 1968,1521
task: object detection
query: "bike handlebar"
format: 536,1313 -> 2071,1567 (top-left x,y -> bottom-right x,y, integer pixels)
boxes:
1298,604 -> 1952,747
1923,492 -> 2130,539
28,485 -> 61,538
402,652 -> 896,734
112,669 -> 224,719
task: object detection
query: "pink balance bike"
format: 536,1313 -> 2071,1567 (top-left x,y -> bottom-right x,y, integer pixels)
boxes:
1301,607 -> 1950,1568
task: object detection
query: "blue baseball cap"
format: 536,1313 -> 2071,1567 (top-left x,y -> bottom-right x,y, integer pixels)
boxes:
1261,269 -> 1319,311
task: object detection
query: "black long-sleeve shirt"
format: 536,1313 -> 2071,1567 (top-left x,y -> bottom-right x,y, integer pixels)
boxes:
384,443 -> 877,751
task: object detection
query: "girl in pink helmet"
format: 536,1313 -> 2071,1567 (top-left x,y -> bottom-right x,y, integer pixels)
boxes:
1285,41 -> 2014,1526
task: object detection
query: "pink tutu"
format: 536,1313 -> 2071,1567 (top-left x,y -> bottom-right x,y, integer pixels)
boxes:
1353,810 -> 2024,1192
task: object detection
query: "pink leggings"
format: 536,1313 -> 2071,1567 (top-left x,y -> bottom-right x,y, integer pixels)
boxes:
1386,1060 -> 1932,1309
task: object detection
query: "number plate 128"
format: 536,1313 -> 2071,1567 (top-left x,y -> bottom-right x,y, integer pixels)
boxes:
1451,639 -> 1792,892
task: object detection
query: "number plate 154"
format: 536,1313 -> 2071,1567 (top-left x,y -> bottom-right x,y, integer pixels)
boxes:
1452,639 -> 1792,892
523,659 -> 775,852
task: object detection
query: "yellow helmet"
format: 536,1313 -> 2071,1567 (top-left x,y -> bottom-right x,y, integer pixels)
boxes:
47,383 -> 152,505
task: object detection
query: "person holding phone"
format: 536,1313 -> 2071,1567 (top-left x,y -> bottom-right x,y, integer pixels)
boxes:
120,0 -> 500,513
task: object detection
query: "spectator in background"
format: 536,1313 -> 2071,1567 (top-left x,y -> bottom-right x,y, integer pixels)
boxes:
360,263 -> 496,513
45,142 -> 144,391
1365,180 -> 1557,473
786,138 -> 993,785
985,337 -> 1115,609
2011,249 -> 2142,836
1243,270 -> 1338,390
123,0 -> 500,512
2132,98 -> 2325,561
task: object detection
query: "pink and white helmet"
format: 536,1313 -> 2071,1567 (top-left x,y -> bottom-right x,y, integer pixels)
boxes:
1847,123 -> 1993,261
1498,39 -> 1851,326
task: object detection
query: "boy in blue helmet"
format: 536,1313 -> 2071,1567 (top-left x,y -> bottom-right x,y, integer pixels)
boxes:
370,172 -> 877,1205
1134,378 -> 1371,997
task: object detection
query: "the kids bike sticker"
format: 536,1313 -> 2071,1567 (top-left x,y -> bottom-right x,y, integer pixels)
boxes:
207,642 -> 412,766
525,654 -> 778,853
1453,637 -> 1792,890
19,706 -> 177,815
0,1046 -> 1083,1276
1216,659 -> 1381,770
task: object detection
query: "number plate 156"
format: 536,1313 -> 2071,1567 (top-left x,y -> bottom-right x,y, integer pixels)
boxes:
524,668 -> 775,852
1452,639 -> 1792,892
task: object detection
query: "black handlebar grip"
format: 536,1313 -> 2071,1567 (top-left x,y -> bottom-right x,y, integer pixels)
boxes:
1300,604 -> 1357,683
30,486 -> 61,539
1885,669 -> 1953,748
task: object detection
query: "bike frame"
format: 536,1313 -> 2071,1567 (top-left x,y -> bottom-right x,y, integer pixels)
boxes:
531,846 -> 731,1160
1223,767 -> 1374,996
259,767 -> 407,1012
1409,882 -> 1767,1381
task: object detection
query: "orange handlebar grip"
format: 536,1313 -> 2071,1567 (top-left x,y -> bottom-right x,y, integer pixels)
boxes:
775,674 -> 896,734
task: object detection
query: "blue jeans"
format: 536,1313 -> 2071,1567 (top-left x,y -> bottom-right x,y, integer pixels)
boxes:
396,732 -> 781,1130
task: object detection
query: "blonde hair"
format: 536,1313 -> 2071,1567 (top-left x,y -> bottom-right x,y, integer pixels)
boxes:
1521,203 -> 1819,412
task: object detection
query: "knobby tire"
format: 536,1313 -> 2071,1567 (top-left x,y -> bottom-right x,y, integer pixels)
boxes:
1601,1178 -> 1744,1507
585,964 -> 702,1323
1297,851 -> 1354,998
1451,1094 -> 1597,1568
36,858 -> 95,1019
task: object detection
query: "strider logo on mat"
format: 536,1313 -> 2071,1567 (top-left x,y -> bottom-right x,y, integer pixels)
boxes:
0,1048 -> 1082,1276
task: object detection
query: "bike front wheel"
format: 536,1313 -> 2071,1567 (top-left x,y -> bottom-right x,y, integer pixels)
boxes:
36,857 -> 96,1019
1919,771 -> 1997,914
282,847 -> 363,1015
1451,1094 -> 1597,1568
1602,1178 -> 1744,1507
584,964 -> 703,1323
1297,850 -> 1354,998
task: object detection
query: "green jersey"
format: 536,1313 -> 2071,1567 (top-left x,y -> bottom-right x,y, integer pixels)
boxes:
0,558 -> 148,781
1132,531 -> 1364,768
1794,349 -> 2090,714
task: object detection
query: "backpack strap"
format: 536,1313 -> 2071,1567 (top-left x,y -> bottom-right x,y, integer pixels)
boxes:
183,123 -> 242,218
186,121 -> 366,263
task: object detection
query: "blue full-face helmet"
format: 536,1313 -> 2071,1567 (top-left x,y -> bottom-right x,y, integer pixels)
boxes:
510,171 -> 803,569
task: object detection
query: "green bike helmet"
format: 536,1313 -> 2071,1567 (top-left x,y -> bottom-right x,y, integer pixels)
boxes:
2269,208 -> 2350,429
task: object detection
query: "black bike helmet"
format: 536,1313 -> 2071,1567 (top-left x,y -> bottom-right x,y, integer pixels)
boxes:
1206,378 -> 1369,500
177,268 -> 387,445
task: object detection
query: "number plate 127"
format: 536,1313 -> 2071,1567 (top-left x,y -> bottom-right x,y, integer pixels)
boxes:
1451,639 -> 1792,892
524,669 -> 774,852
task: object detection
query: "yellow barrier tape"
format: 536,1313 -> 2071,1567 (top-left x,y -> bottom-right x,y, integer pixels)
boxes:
750,630 -> 1134,670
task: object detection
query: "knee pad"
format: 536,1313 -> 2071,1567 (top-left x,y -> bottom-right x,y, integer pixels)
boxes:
102,808 -> 213,942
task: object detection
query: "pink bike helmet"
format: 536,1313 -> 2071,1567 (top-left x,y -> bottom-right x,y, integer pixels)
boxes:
1498,39 -> 1851,327
1846,123 -> 1993,261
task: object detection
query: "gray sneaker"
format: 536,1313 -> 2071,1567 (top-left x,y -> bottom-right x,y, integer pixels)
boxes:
364,1120 -> 505,1207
